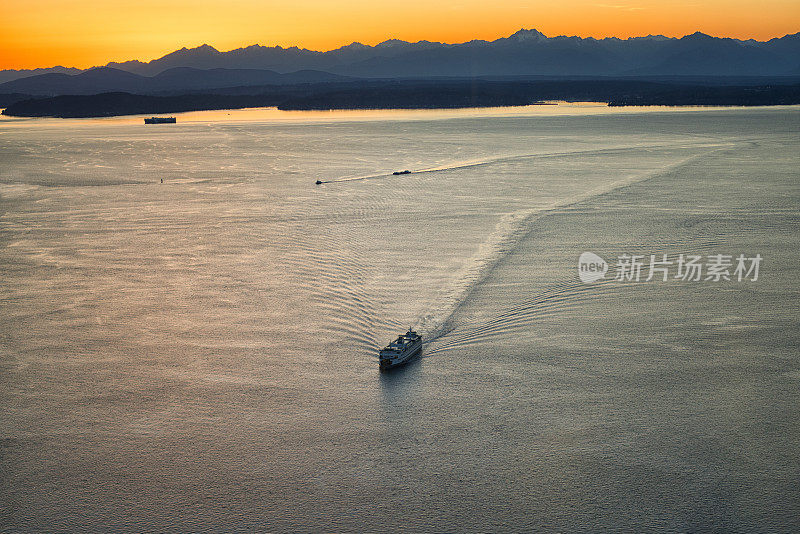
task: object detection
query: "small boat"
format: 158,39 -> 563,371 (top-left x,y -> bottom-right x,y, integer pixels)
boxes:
392,170 -> 411,175
379,329 -> 422,370
316,180 -> 323,185
144,117 -> 176,124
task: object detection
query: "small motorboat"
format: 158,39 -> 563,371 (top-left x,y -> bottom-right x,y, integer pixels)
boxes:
315,180 -> 323,185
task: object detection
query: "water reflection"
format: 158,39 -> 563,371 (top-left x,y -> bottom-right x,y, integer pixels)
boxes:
1,101 -> 763,129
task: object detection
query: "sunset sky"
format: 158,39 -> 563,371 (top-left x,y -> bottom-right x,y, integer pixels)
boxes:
1,0 -> 799,70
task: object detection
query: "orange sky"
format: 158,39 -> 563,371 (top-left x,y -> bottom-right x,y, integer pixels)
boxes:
1,0 -> 799,69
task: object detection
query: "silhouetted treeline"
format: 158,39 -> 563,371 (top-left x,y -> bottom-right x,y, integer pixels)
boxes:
277,81 -> 541,110
276,80 -> 800,110
607,84 -> 800,106
3,80 -> 800,118
0,93 -> 31,107
1,92 -> 286,118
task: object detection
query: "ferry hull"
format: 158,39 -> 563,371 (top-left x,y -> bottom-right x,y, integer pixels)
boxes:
144,117 -> 176,124
379,342 -> 422,370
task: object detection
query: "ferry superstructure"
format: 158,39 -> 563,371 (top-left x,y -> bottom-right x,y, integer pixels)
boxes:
379,329 -> 422,370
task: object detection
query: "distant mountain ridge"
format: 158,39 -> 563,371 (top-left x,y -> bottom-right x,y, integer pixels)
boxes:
0,67 -> 349,96
102,29 -> 800,77
0,66 -> 82,84
1,29 -> 798,94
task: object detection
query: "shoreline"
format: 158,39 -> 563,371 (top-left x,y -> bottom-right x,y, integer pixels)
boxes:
5,100 -> 800,120
4,79 -> 800,118
5,102 -> 800,126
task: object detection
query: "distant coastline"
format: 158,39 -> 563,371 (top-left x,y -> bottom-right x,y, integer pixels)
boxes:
3,79 -> 800,118
3,27 -> 799,118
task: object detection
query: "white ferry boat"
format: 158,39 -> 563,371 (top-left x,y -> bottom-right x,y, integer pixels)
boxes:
379,329 -> 422,370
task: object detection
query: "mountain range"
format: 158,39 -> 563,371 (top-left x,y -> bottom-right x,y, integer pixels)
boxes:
0,66 -> 82,85
104,29 -> 800,78
1,29 -> 799,98
0,67 -> 348,96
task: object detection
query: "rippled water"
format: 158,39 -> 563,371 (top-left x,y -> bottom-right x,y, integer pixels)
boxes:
1,105 -> 798,532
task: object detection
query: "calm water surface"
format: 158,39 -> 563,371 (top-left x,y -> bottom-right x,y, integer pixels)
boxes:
1,104 -> 798,532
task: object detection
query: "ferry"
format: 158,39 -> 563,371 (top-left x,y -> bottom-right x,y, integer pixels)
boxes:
144,117 -> 176,124
379,329 -> 422,370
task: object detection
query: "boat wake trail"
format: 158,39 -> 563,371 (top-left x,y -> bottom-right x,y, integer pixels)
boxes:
413,145 -> 734,352
413,142 -> 729,176
424,279 -> 617,355
316,141 -> 733,185
316,170 -> 413,184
